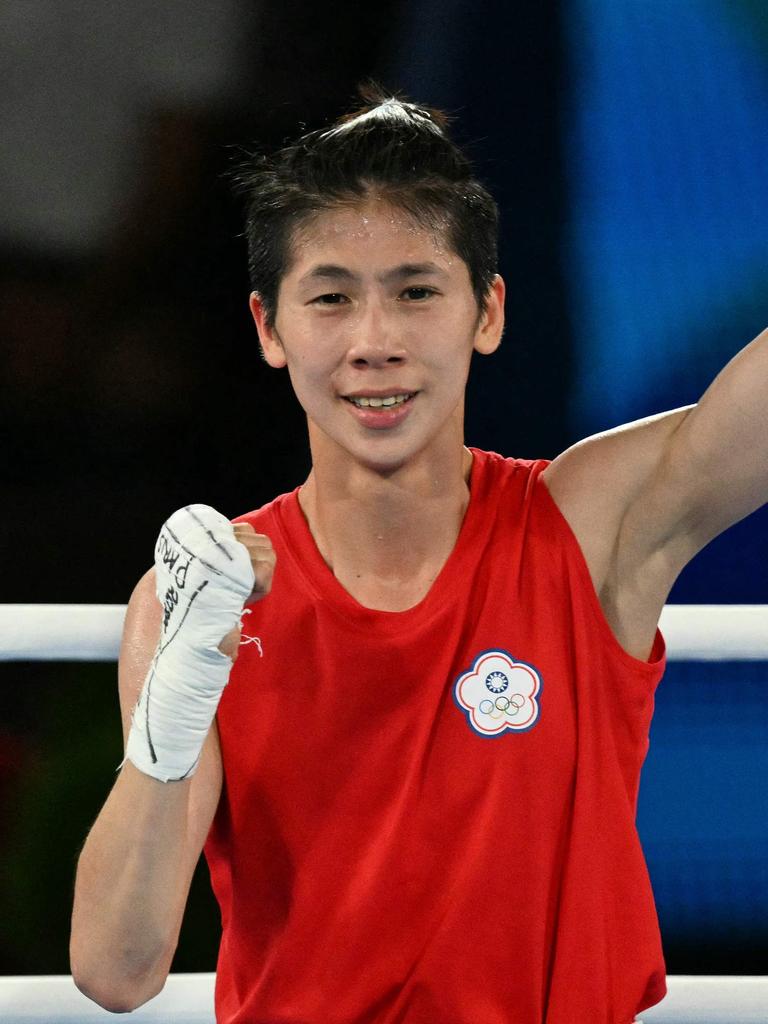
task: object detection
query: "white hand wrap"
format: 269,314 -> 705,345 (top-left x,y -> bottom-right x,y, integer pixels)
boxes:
124,504 -> 254,782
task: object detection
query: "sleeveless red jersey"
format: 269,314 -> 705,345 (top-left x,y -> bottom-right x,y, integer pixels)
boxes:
204,449 -> 667,1023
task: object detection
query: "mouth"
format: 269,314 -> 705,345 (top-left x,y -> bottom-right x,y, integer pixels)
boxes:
341,391 -> 418,429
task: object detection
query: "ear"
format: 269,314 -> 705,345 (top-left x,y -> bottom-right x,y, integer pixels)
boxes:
472,275 -> 505,356
249,292 -> 287,368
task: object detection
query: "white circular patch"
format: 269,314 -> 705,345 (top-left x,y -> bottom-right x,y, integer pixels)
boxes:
454,650 -> 541,736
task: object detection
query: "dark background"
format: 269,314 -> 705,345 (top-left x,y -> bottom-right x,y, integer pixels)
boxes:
1,0 -> 766,977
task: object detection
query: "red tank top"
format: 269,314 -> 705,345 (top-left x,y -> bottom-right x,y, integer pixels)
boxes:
204,449 -> 667,1023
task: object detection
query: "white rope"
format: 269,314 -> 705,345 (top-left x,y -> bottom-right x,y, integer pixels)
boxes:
0,974 -> 766,1022
0,605 -> 126,662
0,972 -> 214,1022
0,603 -> 766,662
659,604 -> 767,661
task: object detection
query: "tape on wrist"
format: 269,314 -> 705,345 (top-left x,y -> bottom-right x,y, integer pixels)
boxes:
123,505 -> 254,783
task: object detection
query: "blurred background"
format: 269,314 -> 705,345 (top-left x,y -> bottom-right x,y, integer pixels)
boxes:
1,0 -> 766,978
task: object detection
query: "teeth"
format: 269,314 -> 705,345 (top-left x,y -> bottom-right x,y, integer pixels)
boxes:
349,393 -> 411,408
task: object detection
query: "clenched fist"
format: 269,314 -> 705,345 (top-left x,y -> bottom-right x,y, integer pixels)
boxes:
124,504 -> 267,782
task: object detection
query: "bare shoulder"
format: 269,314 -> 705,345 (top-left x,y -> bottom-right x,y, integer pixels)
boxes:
541,406 -> 694,658
118,570 -> 223,842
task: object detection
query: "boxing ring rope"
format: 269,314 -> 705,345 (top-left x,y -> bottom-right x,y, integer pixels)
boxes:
0,603 -> 766,662
1,974 -> 767,1024
0,603 -> 766,1023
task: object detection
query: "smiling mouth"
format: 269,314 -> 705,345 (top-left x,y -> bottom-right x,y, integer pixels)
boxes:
343,392 -> 416,408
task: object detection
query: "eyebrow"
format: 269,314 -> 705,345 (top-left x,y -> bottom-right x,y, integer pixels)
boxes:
297,261 -> 449,287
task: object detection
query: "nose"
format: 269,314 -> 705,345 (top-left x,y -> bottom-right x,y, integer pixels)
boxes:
345,302 -> 406,368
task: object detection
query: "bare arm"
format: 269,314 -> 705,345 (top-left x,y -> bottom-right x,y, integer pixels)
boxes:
70,570 -> 223,1012
636,327 -> 768,556
543,327 -> 768,660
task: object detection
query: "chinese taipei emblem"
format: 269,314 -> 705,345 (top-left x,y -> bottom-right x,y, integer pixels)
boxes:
453,649 -> 542,737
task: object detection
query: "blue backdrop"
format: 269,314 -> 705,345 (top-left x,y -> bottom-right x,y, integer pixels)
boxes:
565,0 -> 768,606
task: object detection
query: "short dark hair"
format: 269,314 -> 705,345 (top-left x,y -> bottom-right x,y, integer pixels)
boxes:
234,84 -> 499,328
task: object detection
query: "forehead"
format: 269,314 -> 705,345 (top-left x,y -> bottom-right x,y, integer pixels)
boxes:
284,199 -> 462,278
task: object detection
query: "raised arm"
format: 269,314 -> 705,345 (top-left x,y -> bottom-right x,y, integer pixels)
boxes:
70,513 -> 275,1011
70,570 -> 224,1011
640,326 -> 768,556
543,327 -> 768,660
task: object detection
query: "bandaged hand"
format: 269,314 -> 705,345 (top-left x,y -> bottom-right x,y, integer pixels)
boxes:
124,505 -> 274,782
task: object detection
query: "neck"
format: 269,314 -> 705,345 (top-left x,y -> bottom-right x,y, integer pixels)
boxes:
297,432 -> 473,610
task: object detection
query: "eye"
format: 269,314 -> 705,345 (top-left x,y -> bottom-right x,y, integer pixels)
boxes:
401,286 -> 436,301
311,293 -> 348,305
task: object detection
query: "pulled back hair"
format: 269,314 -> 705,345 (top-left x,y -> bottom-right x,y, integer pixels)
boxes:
234,84 -> 499,328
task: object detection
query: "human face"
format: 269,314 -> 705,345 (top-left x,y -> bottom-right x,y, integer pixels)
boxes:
250,199 -> 504,474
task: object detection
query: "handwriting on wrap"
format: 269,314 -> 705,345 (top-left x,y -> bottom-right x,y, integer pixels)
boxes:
156,531 -> 192,589
162,585 -> 179,630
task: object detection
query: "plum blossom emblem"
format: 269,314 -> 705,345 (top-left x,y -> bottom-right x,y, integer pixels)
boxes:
454,649 -> 542,737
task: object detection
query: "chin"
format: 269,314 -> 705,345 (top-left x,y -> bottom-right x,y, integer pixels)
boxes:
348,444 -> 413,476
308,409 -> 451,475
